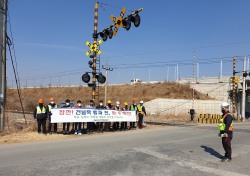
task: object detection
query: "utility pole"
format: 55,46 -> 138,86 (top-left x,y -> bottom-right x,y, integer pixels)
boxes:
148,68 -> 151,82
220,60 -> 223,82
0,0 -> 7,131
241,56 -> 246,122
192,49 -> 196,109
102,59 -> 113,106
176,64 -> 179,82
196,62 -> 199,83
166,66 -> 169,82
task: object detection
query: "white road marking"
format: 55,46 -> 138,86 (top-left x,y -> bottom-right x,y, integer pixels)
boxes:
133,148 -> 248,176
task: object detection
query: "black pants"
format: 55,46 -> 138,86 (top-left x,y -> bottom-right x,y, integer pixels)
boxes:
63,123 -> 70,132
37,119 -> 46,134
87,122 -> 94,133
74,122 -> 82,132
130,122 -> 136,128
222,137 -> 232,159
104,122 -> 111,131
112,122 -> 119,131
96,122 -> 103,132
48,117 -> 57,133
138,114 -> 144,128
120,122 -> 127,130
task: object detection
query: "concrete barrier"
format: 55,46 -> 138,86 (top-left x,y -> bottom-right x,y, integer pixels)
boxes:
144,98 -> 222,116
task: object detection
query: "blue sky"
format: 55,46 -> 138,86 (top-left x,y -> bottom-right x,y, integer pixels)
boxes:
6,0 -> 250,87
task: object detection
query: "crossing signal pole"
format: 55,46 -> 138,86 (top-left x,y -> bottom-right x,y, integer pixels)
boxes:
232,56 -> 237,119
83,2 -> 143,101
91,2 -> 98,101
83,2 -> 105,102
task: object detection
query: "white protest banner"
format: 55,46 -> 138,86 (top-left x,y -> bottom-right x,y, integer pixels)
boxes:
51,108 -> 136,123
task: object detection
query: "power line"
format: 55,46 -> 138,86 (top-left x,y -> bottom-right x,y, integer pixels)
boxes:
6,54 -> 247,83
105,42 -> 250,59
7,10 -> 20,88
6,37 -> 26,124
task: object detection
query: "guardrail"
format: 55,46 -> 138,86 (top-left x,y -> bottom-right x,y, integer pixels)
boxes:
197,114 -> 222,124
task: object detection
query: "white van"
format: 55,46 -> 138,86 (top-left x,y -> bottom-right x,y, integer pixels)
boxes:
131,79 -> 142,84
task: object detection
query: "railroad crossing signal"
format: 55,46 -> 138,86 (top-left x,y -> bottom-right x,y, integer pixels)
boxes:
99,7 -> 143,41
110,7 -> 126,36
85,40 -> 102,56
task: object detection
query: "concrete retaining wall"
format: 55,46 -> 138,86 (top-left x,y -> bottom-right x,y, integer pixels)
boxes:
144,98 -> 222,116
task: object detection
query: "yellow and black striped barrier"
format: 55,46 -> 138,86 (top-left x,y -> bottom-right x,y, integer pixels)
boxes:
198,114 -> 222,124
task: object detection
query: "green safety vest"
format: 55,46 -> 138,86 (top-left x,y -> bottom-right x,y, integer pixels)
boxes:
48,104 -> 57,111
218,113 -> 233,131
37,106 -> 46,114
36,106 -> 47,119
137,105 -> 144,114
130,105 -> 137,111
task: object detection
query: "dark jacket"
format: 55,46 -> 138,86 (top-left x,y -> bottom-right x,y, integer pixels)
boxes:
96,105 -> 106,109
221,113 -> 233,137
34,105 -> 48,119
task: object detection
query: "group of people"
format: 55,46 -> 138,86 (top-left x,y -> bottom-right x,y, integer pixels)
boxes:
34,97 -> 234,163
33,98 -> 146,135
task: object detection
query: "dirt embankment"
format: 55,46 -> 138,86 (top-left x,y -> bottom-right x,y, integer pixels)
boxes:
1,82 -> 210,144
7,82 -> 212,112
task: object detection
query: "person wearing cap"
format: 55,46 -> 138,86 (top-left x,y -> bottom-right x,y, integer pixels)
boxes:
96,100 -> 106,133
62,99 -> 71,135
104,100 -> 113,132
121,102 -> 129,131
219,102 -> 233,162
137,100 -> 146,129
129,100 -> 138,129
74,100 -> 84,135
33,98 -> 48,135
47,97 -> 58,134
113,101 -> 121,131
86,100 -> 95,134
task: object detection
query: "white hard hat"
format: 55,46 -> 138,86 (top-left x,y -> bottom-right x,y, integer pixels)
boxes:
140,100 -> 143,104
116,101 -> 120,105
221,102 -> 229,108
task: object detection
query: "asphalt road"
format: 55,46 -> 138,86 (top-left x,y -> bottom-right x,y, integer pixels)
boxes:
0,123 -> 250,176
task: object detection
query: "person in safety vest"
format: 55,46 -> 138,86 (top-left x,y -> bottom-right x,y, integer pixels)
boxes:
129,100 -> 137,129
137,100 -> 146,129
113,101 -> 121,131
121,102 -> 129,131
74,100 -> 83,135
86,100 -> 95,134
62,99 -> 71,135
34,98 -> 48,135
96,100 -> 106,133
219,102 -> 233,162
104,100 -> 113,132
47,97 -> 58,134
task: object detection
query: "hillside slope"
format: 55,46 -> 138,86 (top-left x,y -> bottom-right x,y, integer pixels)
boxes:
7,82 -> 212,111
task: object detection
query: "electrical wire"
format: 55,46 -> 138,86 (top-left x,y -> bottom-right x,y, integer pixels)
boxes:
98,2 -> 134,12
7,11 -> 21,89
6,12 -> 27,124
6,54 -> 247,84
7,38 -> 26,124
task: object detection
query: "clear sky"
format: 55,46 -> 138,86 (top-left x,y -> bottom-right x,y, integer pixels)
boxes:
6,0 -> 250,87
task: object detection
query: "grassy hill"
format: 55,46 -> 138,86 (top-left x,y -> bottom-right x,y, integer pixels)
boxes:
7,82 -> 212,112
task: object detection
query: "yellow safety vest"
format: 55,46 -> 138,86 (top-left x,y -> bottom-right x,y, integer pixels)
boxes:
218,113 -> 233,132
48,104 -> 57,111
37,106 -> 46,114
137,105 -> 144,114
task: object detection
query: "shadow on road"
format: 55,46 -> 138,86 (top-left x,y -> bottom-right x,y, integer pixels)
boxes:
201,145 -> 222,159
